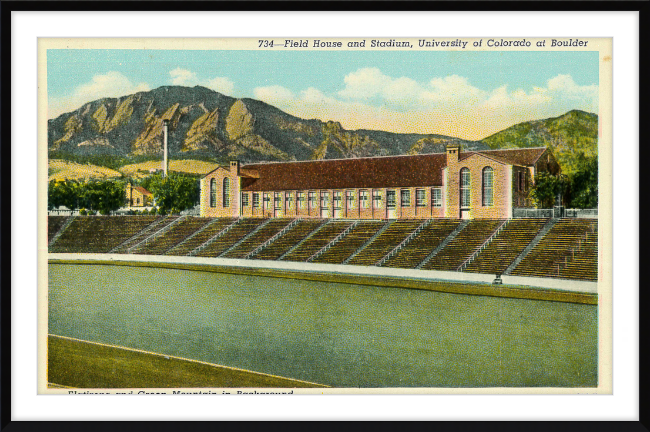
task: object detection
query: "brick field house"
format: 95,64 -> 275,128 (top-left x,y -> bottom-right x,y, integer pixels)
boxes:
199,144 -> 560,220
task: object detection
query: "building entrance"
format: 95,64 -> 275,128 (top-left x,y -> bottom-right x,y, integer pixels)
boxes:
386,190 -> 397,219
274,192 -> 283,217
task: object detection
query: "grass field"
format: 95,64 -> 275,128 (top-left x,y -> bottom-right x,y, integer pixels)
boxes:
118,160 -> 219,178
49,263 -> 598,388
48,159 -> 122,182
48,335 -> 326,389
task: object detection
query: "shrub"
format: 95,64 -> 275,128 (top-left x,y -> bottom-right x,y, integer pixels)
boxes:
149,207 -> 157,215
79,208 -> 87,216
99,209 -> 110,216
158,208 -> 167,216
170,207 -> 180,215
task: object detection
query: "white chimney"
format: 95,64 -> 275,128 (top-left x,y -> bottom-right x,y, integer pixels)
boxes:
163,119 -> 169,177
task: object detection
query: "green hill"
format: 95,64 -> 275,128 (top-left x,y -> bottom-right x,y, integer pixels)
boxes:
481,110 -> 598,175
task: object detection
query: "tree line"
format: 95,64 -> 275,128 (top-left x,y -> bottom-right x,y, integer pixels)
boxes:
530,154 -> 598,209
48,173 -> 200,214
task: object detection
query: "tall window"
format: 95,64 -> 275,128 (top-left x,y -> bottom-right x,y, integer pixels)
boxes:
432,188 -> 442,208
346,190 -> 355,209
373,190 -> 382,209
263,193 -> 271,209
252,193 -> 260,208
309,191 -> 317,208
400,189 -> 411,207
416,189 -> 426,207
210,179 -> 217,207
333,191 -> 342,209
386,190 -> 396,208
482,167 -> 494,206
242,193 -> 249,207
360,190 -> 369,209
274,192 -> 281,209
285,192 -> 293,209
320,191 -> 330,208
222,178 -> 230,207
297,192 -> 306,209
460,168 -> 471,208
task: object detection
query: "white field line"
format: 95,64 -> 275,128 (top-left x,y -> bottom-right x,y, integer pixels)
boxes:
49,334 -> 328,387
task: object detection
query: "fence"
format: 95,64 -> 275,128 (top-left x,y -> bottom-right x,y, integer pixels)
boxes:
513,207 -> 597,219
564,208 -> 598,219
512,208 -> 554,218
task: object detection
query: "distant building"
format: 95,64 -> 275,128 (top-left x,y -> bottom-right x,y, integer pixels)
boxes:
126,183 -> 153,208
199,145 -> 560,220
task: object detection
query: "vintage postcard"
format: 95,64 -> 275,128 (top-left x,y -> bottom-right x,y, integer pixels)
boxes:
38,37 -> 612,394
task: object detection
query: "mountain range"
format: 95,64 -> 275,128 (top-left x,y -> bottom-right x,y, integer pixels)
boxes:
48,85 -> 598,175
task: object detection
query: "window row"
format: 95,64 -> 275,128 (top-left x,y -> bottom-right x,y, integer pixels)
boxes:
238,188 -> 444,209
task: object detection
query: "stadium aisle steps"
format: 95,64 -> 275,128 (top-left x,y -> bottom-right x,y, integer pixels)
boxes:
312,221 -> 386,265
166,218 -> 236,256
347,219 -> 423,266
195,218 -> 268,258
464,218 -> 548,275
422,219 -> 505,271
255,219 -> 326,261
280,220 -> 353,262
48,216 -> 69,244
132,217 -> 214,255
222,219 -> 296,259
382,219 -> 462,269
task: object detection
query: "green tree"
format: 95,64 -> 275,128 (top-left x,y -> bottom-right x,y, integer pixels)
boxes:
48,180 -> 82,210
530,172 -> 570,208
79,180 -> 126,213
568,154 -> 598,209
144,173 -> 199,211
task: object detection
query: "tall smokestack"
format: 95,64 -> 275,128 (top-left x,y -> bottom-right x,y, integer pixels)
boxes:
163,119 -> 169,178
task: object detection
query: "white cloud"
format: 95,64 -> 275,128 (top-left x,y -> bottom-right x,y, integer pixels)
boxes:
254,69 -> 598,140
169,68 -> 197,86
169,68 -> 235,95
205,77 -> 235,95
48,71 -> 150,118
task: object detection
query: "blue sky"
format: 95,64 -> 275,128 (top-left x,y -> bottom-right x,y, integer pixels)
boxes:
47,49 -> 599,140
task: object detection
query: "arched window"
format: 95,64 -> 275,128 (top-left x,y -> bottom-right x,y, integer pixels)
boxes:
460,168 -> 471,208
210,179 -> 217,208
482,167 -> 493,206
223,178 -> 230,207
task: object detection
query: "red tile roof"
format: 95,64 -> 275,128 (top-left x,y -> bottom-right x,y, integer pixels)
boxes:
134,186 -> 152,196
204,147 -> 549,192
239,153 -> 448,191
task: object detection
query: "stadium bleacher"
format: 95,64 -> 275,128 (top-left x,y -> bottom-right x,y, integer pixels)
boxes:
49,216 -> 161,253
280,220 -> 353,262
511,219 -> 597,280
222,218 -> 295,259
166,218 -> 236,256
255,219 -> 326,261
382,219 -> 461,269
422,219 -> 505,271
48,216 -> 69,243
131,217 -> 214,255
111,216 -> 177,254
464,218 -> 548,275
556,228 -> 598,281
347,219 -> 424,266
312,221 -> 386,265
195,218 -> 268,258
47,215 -> 599,281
